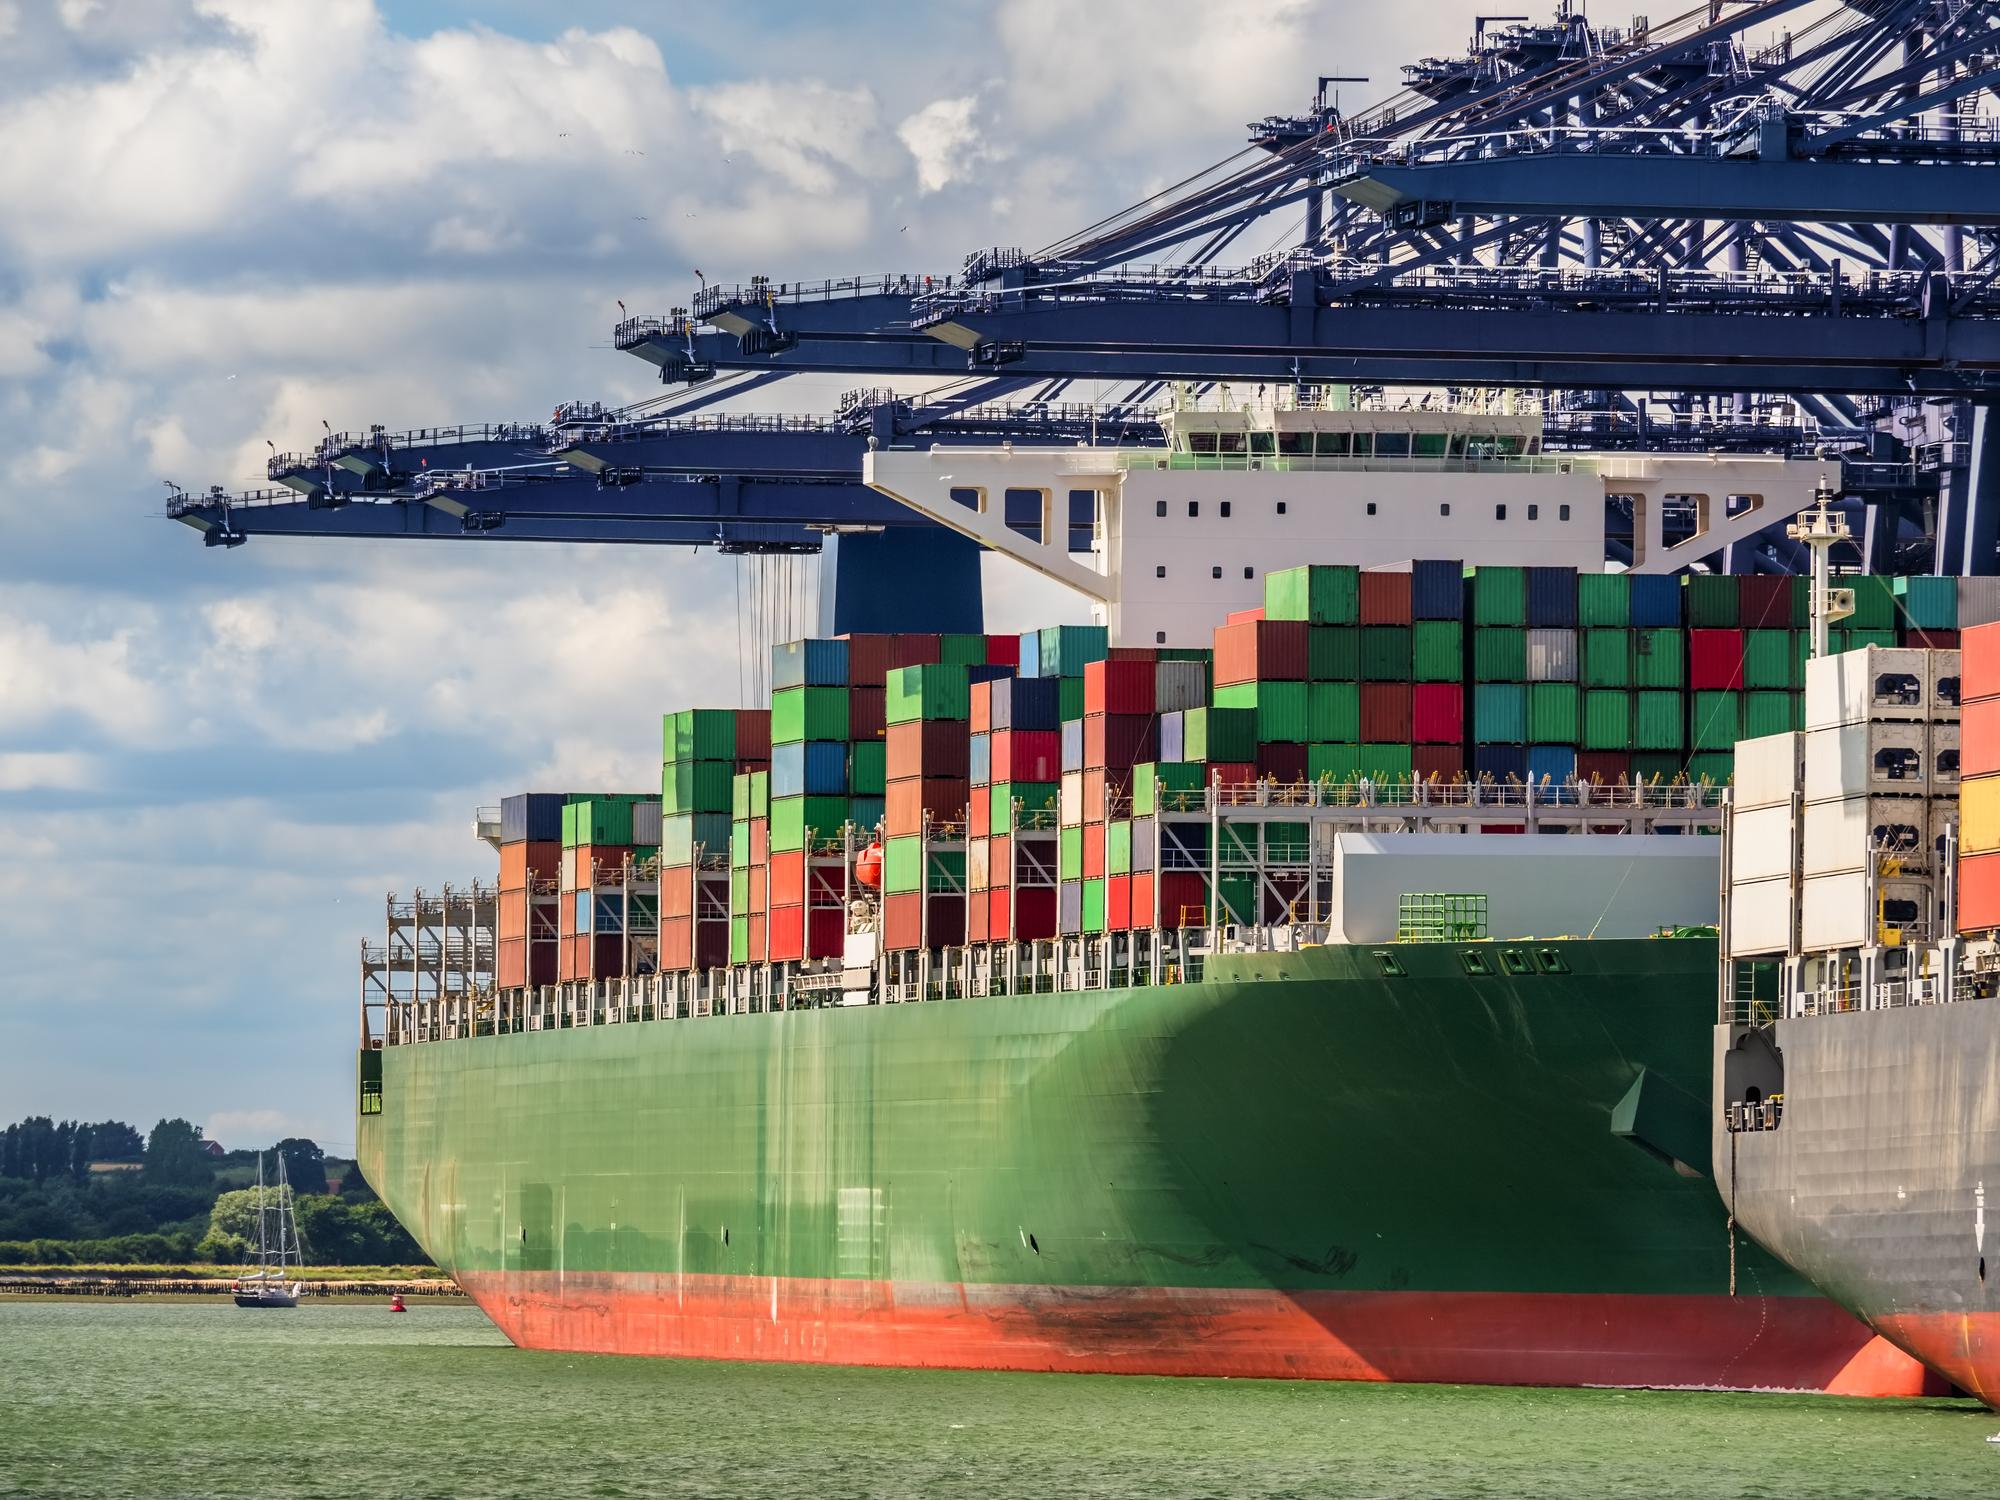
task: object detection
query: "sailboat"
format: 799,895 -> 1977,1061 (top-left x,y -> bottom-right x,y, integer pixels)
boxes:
232,1152 -> 307,1308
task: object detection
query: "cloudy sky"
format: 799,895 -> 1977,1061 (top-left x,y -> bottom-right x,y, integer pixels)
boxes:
0,0 -> 1519,1150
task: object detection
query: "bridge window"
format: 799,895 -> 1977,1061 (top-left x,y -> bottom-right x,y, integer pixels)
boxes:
949,487 -> 980,511
1415,433 -> 1447,458
1559,504 -> 1571,521
1190,432 -> 1218,453
1496,504 -> 1508,521
1156,631 -> 1166,644
1249,432 -> 1275,456
1316,432 -> 1351,457
1276,501 -> 1287,515
1376,433 -> 1409,459
1188,501 -> 1200,518
1219,501 -> 1232,518
1156,501 -> 1167,517
1439,503 -> 1451,517
1004,488 -> 1043,544
1277,432 -> 1307,455
1218,432 -> 1247,454
1243,567 -> 1255,580
1528,504 -> 1539,521
1496,436 -> 1526,457
1351,433 -> 1374,457
1449,435 -> 1467,458
1367,502 -> 1377,516
1069,490 -> 1095,551
1212,566 -> 1223,580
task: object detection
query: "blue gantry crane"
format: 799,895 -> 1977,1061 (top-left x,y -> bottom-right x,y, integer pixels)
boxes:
170,0 -> 2000,621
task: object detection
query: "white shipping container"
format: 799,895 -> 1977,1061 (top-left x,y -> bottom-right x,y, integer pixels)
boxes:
967,838 -> 990,890
1060,771 -> 1082,826
1803,795 -> 1931,875
1931,722 -> 1961,790
1801,870 -> 1872,950
1526,629 -> 1579,683
1804,647 -> 1930,730
1929,799 -> 1959,869
1727,876 -> 1795,958
1730,804 -> 1798,883
1802,722 -> 1925,802
1931,650 -> 1962,714
1734,732 -> 1802,811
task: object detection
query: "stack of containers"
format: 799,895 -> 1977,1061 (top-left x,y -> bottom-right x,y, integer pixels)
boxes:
1259,564 -> 1405,784
661,709 -> 767,972
1410,559 -> 1466,780
969,676 -> 1063,942
1079,656 -> 1174,934
1958,623 -> 2000,932
1357,569 -> 1415,784
1525,566 -> 1580,783
1128,758 -> 1208,928
1800,646 -> 1950,950
767,639 -> 857,964
1577,572 -> 1634,781
558,794 -> 659,981
1470,565 -> 1529,782
497,793 -> 564,990
1629,573 -> 1687,781
1738,573 -> 1804,746
1894,576 -> 1960,650
728,770 -> 769,965
883,663 -> 972,950
1215,611 -> 1312,783
1724,732 -> 1805,958
1022,623 -> 1109,721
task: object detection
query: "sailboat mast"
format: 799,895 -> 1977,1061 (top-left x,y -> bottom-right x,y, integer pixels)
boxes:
256,1154 -> 269,1267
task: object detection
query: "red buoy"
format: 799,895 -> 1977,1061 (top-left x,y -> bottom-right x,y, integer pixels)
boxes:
390,1293 -> 407,1313
854,842 -> 883,891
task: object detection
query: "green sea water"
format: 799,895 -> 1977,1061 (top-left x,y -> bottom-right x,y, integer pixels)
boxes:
3,1301 -> 1998,1499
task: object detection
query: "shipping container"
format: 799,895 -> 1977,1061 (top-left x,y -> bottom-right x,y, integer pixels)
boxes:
1959,579 -> 2000,631
885,719 -> 970,779
1527,683 -> 1580,744
984,633 -> 1022,669
1411,682 -> 1463,744
1131,762 -> 1207,816
1579,629 -> 1631,689
1215,619 -> 1310,684
1264,564 -> 1359,625
1183,707 -> 1258,763
1084,713 -> 1158,770
1410,559 -> 1464,621
1083,658 -> 1156,716
1963,776 -> 2000,855
1357,744 -> 1414,782
1581,691 -> 1633,751
499,792 -> 566,844
1686,573 -> 1739,628
1958,849 -> 2000,934
1690,690 -> 1744,752
1632,629 -> 1686,688
991,729 -> 1062,783
771,638 -> 849,691
1525,567 -> 1578,628
1360,626 -> 1413,681
499,840 -> 560,889
847,740 -> 887,796
1083,824 -> 1106,880
1360,682 -> 1413,743
661,708 -> 741,762
1576,750 -> 1631,783
769,686 -> 850,744
770,794 -> 850,853
1248,680 -> 1310,744
1474,744 -> 1529,781
1847,574 -> 1895,631
1259,742 -> 1308,782
1525,629 -> 1578,683
1689,630 -> 1747,691
1743,691 -> 1800,740
770,740 -> 848,798
1410,620 -> 1462,682
1628,574 -> 1682,629
1358,570 -> 1414,624
1528,745 -> 1577,783
1154,661 -> 1207,713
661,763 -> 735,816
1308,626 -> 1359,681
1634,691 -> 1685,751
1412,744 -> 1464,781
1472,627 -> 1527,682
1309,681 -> 1361,743
1742,630 -> 1795,690
886,664 -> 970,724
1577,573 -> 1629,629
1033,624 -> 1109,678
1736,575 -> 1795,631
884,777 -> 969,836
1473,683 -> 1527,744
1469,566 -> 1527,626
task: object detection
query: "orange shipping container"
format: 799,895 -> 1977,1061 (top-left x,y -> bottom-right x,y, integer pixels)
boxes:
497,936 -> 527,990
966,894 -> 990,944
1964,698 -> 2000,780
500,840 -> 560,889
1107,873 -> 1132,930
1960,849 -> 2000,933
987,887 -> 1010,942
1083,822 -> 1106,879
1965,622 -> 2000,703
1213,619 -> 1309,685
885,777 -> 969,835
498,889 -> 529,941
660,867 -> 695,920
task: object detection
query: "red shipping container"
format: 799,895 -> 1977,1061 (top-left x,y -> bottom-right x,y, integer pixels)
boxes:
970,792 -> 991,838
885,777 -> 969,835
985,634 -> 1022,668
1257,742 -> 1308,782
748,914 -> 766,961
1156,872 -> 1210,929
1106,873 -> 1132,930
1214,619 -> 1309,685
990,834 -> 1010,880
1084,659 -> 1157,715
1412,744 -> 1464,782
887,720 -> 970,780
1225,607 -> 1266,625
1084,712 -> 1157,770
848,687 -> 886,742
1107,646 -> 1160,663
1737,574 -> 1795,630
986,887 -> 1010,941
883,891 -> 966,951
497,937 -> 526,990
1902,627 -> 1960,650
970,680 -> 993,735
1361,682 -> 1414,743
661,867 -> 694,919
1962,699 -> 2000,779
660,917 -> 693,970
752,819 -> 770,865
734,709 -> 772,762
768,905 -> 804,961
1012,886 -> 1059,941
1689,629 -> 1746,691
1967,622 -> 2000,704
1411,683 -> 1463,745
1962,850 -> 2000,934
1359,570 -> 1414,625
1210,760 -> 1258,788
967,895 -> 990,944
748,866 -> 767,913
500,840 -> 560,889
498,890 -> 529,941
1083,822 -> 1106,879
1577,751 -> 1633,784
992,729 -> 1061,782
1130,873 -> 1152,929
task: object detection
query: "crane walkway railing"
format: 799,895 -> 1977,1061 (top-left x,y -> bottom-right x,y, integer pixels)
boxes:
689,273 -> 943,320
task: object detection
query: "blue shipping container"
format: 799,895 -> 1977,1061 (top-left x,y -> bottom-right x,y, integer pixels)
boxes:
500,791 -> 565,843
1474,744 -> 1530,781
849,796 -> 885,834
770,741 -> 848,798
990,676 -> 1062,731
1411,559 -> 1465,621
1527,745 -> 1578,783
1525,568 -> 1579,628
970,733 -> 992,787
1472,683 -> 1527,744
969,663 -> 1015,687
1628,574 -> 1682,628
1018,630 -> 1044,679
771,638 -> 849,691
1061,718 -> 1086,773
1158,711 -> 1185,764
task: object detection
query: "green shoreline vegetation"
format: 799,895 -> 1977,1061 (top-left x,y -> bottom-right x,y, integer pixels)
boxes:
0,1115 -> 425,1269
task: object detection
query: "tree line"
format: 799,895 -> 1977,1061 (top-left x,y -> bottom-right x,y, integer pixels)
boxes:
0,1116 -> 425,1267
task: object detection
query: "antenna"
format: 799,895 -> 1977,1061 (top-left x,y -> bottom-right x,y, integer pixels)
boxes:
1785,468 -> 1854,660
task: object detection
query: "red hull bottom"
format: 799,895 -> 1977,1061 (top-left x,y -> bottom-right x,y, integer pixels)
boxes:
1871,1310 -> 2000,1407
456,1271 -> 1940,1396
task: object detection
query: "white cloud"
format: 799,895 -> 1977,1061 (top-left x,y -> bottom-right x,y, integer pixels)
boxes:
898,95 -> 994,194
0,752 -> 101,791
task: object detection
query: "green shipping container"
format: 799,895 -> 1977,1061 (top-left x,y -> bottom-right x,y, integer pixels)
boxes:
1634,691 -> 1684,751
1687,752 -> 1735,784
1631,753 -> 1685,783
1527,683 -> 1580,745
1685,574 -> 1739,628
661,709 -> 739,763
1254,681 -> 1310,745
1895,575 -> 1958,630
1107,821 -> 1132,876
729,917 -> 749,966
1037,625 -> 1109,678
1473,683 -> 1527,744
661,813 -> 729,868
848,740 -> 887,796
1059,825 -> 1083,881
886,664 -> 969,724
1470,566 -> 1526,626
660,763 -> 733,817
1690,691 -> 1742,752
939,633 -> 989,667
1213,682 -> 1257,710
1577,573 -> 1629,628
1742,631 -> 1794,690
883,835 -> 924,894
1264,565 -> 1359,625
1743,691 -> 1800,739
730,868 -> 749,910
1582,691 -> 1633,751
750,771 -> 769,819
991,780 -> 1059,834
1309,627 -> 1359,682
770,686 -> 849,744
732,774 -> 753,821
1356,745 -> 1413,781
1846,575 -> 1894,631
1183,707 -> 1258,762
770,795 -> 848,854
566,796 -> 643,846
1473,627 -> 1527,682
1308,744 -> 1362,782
1360,626 -> 1412,681
1131,763 -> 1206,816
1837,627 -> 1898,652
1214,873 -> 1256,925
1082,878 -> 1107,933
1580,629 -> 1632,688
1308,681 -> 1361,743
730,822 -> 750,871
1411,621 -> 1462,682
1631,629 -> 1685,688
1059,676 -> 1087,722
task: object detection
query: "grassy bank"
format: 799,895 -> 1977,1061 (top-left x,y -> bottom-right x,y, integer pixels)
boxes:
0,1263 -> 453,1282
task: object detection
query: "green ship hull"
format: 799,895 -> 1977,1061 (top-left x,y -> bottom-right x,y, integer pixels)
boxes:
358,936 -> 1931,1390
